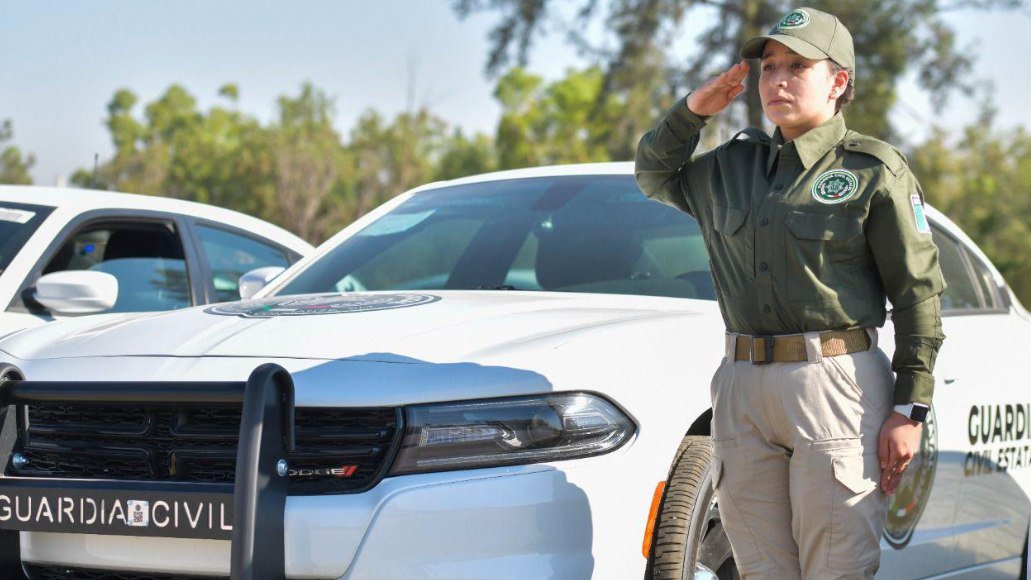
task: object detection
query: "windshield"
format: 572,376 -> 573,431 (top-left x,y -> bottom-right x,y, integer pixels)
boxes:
277,174 -> 716,300
0,202 -> 54,274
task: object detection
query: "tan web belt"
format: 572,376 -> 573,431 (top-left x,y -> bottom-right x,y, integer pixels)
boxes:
733,328 -> 871,364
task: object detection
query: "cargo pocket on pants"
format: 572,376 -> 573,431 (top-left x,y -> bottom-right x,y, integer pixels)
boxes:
711,439 -> 763,571
829,448 -> 885,571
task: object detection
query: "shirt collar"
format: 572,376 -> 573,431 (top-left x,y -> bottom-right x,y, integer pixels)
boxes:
766,112 -> 847,176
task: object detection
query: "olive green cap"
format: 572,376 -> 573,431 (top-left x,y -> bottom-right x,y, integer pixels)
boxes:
740,7 -> 855,77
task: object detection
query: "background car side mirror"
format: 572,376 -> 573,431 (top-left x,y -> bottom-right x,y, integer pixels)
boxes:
34,271 -> 119,315
238,266 -> 286,300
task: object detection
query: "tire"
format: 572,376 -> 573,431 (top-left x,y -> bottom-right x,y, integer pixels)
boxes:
645,435 -> 739,580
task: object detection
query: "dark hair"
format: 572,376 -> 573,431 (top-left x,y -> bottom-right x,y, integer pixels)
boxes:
831,63 -> 855,112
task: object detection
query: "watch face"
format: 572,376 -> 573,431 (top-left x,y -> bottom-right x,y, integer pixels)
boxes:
911,405 -> 930,422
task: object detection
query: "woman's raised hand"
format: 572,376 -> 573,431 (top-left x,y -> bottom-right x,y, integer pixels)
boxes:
686,61 -> 749,117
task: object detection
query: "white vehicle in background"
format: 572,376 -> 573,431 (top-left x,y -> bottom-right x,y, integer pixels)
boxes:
0,186 -> 313,338
0,165 -> 1028,579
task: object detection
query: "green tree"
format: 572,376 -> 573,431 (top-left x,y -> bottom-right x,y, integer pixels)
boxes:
454,0 -> 1025,143
493,66 -> 626,168
267,83 -> 349,243
345,107 -> 451,222
911,113 -> 1031,304
436,129 -> 495,180
0,120 -> 35,185
73,84 -> 271,217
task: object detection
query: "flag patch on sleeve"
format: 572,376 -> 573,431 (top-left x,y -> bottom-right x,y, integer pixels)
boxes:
910,195 -> 931,234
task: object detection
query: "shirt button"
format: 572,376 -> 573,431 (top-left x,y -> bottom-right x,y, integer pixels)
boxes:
760,262 -> 769,272
763,304 -> 772,313
761,218 -> 769,226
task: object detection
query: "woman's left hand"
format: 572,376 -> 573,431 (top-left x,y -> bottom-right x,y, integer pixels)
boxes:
878,413 -> 923,494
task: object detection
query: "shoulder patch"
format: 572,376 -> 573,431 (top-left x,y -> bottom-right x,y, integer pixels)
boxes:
843,131 -> 907,177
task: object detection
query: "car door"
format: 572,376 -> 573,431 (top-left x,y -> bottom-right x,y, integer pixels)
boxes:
878,220 -> 1031,578
187,221 -> 301,303
924,224 -> 1031,578
0,202 -> 57,334
6,213 -> 201,321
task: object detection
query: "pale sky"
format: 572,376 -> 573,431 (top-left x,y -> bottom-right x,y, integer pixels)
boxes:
3,1 -> 1030,186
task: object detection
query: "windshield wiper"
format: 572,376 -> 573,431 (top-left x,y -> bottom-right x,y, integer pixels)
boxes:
475,285 -> 522,291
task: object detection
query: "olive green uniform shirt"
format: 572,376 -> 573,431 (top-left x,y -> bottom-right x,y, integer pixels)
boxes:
635,100 -> 946,406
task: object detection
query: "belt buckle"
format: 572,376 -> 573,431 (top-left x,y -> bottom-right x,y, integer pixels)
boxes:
749,335 -> 774,365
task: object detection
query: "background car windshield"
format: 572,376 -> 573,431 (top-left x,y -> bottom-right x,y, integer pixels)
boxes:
278,175 -> 715,300
0,202 -> 53,275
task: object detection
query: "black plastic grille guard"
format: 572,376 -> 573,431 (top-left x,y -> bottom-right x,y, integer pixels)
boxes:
0,362 -> 294,580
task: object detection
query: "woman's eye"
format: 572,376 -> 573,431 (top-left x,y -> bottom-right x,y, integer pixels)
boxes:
762,64 -> 774,72
791,62 -> 806,70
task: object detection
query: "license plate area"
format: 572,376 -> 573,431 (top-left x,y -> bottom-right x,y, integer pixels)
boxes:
0,479 -> 234,540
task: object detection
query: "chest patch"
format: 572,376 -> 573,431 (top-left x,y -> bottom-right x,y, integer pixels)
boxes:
811,170 -> 859,204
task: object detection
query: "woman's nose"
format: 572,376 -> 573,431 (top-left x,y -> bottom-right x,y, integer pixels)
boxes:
767,72 -> 788,88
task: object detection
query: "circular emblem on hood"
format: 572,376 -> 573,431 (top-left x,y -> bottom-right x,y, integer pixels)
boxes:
884,404 -> 938,548
776,9 -> 810,30
811,169 -> 859,204
205,293 -> 441,318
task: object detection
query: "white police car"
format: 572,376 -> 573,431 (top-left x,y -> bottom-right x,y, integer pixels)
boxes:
0,165 -> 1028,579
0,186 -> 313,339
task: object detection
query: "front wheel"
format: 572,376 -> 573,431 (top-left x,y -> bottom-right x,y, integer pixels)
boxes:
645,435 -> 739,580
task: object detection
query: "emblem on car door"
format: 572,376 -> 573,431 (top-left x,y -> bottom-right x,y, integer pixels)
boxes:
883,404 -> 938,548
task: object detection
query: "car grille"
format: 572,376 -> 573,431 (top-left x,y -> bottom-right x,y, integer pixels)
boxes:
8,403 -> 402,495
24,564 -> 225,580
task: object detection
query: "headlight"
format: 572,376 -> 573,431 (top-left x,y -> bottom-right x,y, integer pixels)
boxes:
389,392 -> 635,475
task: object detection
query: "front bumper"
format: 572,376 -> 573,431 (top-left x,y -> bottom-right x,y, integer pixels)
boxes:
0,363 -> 629,579
23,466 -> 596,578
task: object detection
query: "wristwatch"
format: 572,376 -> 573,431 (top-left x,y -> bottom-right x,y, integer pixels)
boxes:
894,403 -> 930,423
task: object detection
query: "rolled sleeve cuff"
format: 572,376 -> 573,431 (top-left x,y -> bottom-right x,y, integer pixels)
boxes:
893,371 -> 936,406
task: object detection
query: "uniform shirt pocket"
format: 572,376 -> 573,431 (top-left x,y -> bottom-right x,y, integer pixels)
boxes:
783,210 -> 868,303
785,210 -> 863,241
709,205 -> 752,297
714,205 -> 748,236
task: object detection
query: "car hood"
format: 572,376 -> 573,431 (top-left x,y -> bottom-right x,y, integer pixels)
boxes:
0,291 -> 712,362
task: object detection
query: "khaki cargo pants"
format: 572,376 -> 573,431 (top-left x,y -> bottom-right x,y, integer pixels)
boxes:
710,329 -> 893,579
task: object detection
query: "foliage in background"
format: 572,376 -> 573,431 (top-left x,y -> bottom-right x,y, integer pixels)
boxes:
911,109 -> 1031,305
70,84 -> 466,244
0,120 -> 35,185
4,0 -> 1028,302
46,67 -> 1031,304
453,0 -> 1024,140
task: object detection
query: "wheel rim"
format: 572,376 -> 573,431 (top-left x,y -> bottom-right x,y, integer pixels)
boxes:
683,489 -> 736,580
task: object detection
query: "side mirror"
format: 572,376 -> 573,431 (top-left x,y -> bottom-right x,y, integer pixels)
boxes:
34,271 -> 119,315
238,267 -> 286,300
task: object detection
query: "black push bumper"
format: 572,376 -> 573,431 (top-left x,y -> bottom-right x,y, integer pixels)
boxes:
0,362 -> 296,580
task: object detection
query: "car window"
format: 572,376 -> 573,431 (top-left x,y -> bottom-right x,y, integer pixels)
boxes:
41,222 -> 191,313
342,219 -> 482,291
0,202 -> 54,274
195,225 -> 291,302
277,175 -> 714,300
963,247 -> 1002,310
931,225 -> 981,312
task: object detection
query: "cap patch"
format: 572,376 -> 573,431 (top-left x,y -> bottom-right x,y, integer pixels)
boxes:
811,169 -> 859,204
776,9 -> 811,30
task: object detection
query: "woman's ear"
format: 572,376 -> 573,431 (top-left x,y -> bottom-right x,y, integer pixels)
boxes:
830,67 -> 850,98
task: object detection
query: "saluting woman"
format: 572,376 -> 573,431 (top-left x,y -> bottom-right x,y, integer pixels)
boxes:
635,7 -> 945,579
